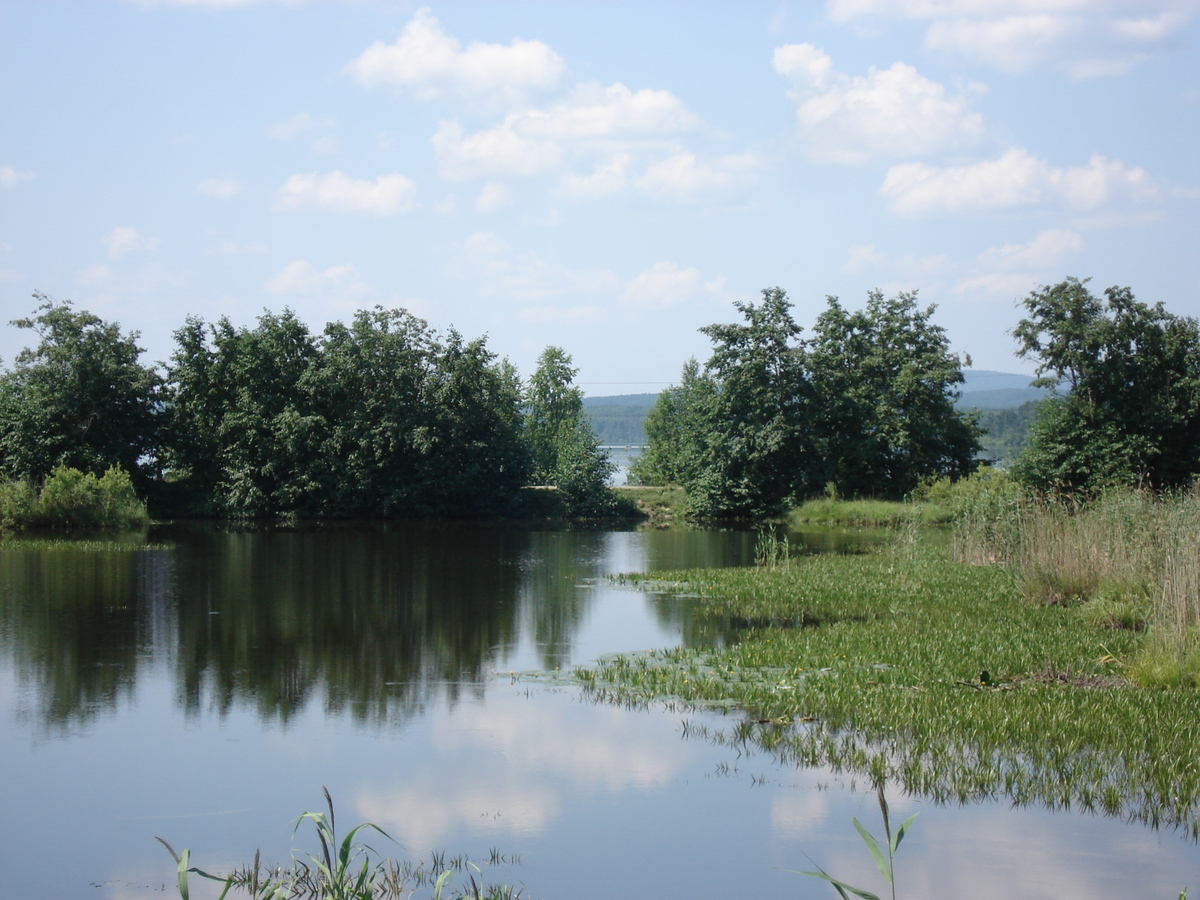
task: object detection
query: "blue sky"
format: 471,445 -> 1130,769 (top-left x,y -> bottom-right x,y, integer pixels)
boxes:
2,0 -> 1198,394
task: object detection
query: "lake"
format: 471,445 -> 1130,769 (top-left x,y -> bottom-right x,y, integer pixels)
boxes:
1,522 -> 1197,899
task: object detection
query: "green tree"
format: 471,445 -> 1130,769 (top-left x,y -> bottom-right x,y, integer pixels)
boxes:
687,288 -> 813,518
1012,277 -> 1200,491
807,290 -> 981,498
629,357 -> 716,487
0,294 -> 162,487
163,309 -> 320,516
524,347 -> 615,517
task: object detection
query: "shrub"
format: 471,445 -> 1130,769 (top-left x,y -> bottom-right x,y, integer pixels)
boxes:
0,465 -> 149,529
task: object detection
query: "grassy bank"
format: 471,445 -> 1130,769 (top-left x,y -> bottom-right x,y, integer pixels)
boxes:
585,538 -> 1200,836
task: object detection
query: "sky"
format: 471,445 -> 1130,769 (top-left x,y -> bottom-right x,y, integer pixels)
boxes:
2,0 -> 1198,395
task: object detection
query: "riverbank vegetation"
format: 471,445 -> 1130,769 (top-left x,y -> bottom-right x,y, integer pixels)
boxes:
584,495 -> 1200,835
0,464 -> 149,530
0,296 -> 619,521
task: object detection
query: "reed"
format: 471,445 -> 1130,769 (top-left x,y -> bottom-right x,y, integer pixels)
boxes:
158,788 -> 524,900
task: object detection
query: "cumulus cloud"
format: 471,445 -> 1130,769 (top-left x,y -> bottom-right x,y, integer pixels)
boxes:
432,120 -> 563,181
197,177 -> 240,199
1,165 -> 33,189
977,228 -> 1083,269
619,261 -> 701,307
636,151 -> 758,198
346,7 -> 564,103
277,170 -> 417,215
103,226 -> 158,259
475,181 -> 513,213
265,260 -> 371,296
558,154 -> 631,199
826,1 -> 1194,78
880,148 -> 1157,215
774,43 -> 983,163
431,83 -> 701,182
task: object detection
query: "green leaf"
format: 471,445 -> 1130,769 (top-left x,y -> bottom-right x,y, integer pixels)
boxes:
852,816 -> 892,885
791,868 -> 883,900
891,811 -> 920,856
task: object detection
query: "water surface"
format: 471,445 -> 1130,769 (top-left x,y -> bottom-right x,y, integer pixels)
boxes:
0,523 -> 1196,899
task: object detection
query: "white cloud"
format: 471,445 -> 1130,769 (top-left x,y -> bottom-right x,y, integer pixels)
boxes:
636,151 -> 758,198
346,7 -> 564,103
620,261 -> 701,307
978,228 -> 1083,269
1,165 -> 33,189
103,226 -> 158,259
952,272 -> 1045,296
277,170 -> 417,215
197,177 -> 240,199
432,120 -> 563,180
880,148 -> 1157,215
431,83 -> 701,183
267,111 -> 335,140
827,1 -> 1194,78
265,260 -> 371,297
844,243 -> 885,273
519,304 -> 605,323
558,154 -> 631,199
462,231 -> 619,301
475,181 -> 513,213
774,43 -> 983,163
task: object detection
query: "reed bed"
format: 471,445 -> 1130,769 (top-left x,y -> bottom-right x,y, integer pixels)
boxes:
954,489 -> 1200,685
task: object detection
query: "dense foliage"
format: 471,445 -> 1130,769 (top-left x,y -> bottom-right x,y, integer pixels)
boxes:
524,347 -> 616,518
0,295 -> 624,520
632,288 -> 982,516
163,307 -> 532,517
0,295 -> 162,488
1012,277 -> 1200,491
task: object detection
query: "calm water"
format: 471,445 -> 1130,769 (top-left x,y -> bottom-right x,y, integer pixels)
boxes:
1,523 -> 1197,900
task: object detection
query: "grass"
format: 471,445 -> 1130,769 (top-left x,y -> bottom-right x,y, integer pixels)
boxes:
583,537 -> 1200,837
789,498 -> 953,528
612,485 -> 687,525
159,788 -> 526,900
955,489 -> 1200,686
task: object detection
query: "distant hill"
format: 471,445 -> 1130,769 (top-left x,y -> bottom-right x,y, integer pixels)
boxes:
957,370 -> 1049,410
582,372 -> 1052,445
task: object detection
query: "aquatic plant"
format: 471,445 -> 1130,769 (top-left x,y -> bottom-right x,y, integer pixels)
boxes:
583,545 -> 1200,836
794,784 -> 918,900
158,788 -> 524,899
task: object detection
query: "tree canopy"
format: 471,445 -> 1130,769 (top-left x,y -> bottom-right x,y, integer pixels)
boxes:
0,294 -> 162,487
1012,277 -> 1200,491
632,287 -> 981,516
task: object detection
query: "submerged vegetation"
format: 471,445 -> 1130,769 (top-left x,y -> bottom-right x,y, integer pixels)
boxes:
584,486 -> 1200,838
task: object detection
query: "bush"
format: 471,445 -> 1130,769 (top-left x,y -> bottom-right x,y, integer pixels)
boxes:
0,465 -> 149,529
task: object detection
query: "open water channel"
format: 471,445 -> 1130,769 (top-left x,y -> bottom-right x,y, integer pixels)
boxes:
1,523 -> 1198,899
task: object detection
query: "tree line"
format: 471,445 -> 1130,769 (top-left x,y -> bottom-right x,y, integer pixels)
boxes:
0,296 -> 615,519
3,276 -> 1196,521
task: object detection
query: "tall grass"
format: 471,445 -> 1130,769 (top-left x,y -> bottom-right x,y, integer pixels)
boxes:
954,489 -> 1200,685
0,465 -> 149,530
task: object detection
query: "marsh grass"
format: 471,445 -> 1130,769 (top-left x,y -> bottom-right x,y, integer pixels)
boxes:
789,498 -> 951,528
159,788 -> 525,900
583,544 -> 1200,836
955,489 -> 1200,685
